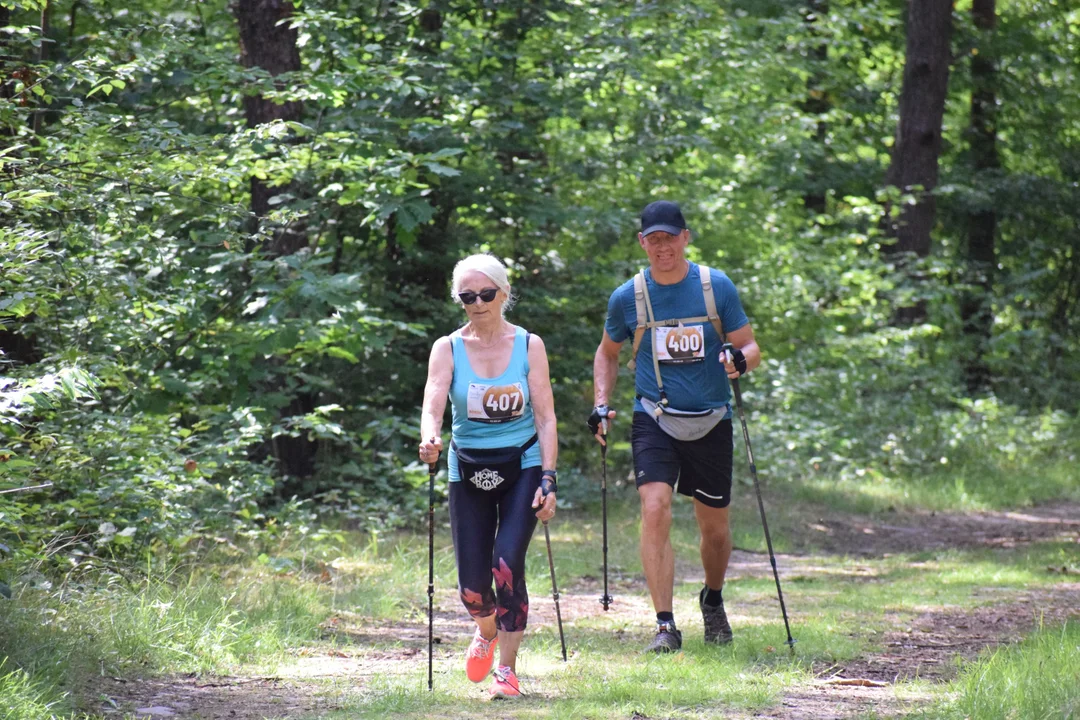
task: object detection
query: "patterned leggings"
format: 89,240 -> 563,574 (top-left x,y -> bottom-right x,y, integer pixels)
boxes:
448,466 -> 540,632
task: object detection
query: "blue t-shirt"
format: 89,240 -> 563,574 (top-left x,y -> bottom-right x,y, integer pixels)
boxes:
604,262 -> 748,414
447,325 -> 541,482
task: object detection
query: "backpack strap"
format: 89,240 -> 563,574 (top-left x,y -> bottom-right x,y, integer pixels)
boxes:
624,269 -> 671,409
641,273 -> 670,409
446,331 -> 456,387
698,265 -> 725,343
628,270 -> 648,371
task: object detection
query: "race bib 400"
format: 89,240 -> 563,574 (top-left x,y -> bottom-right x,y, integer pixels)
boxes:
467,382 -> 526,423
654,325 -> 705,364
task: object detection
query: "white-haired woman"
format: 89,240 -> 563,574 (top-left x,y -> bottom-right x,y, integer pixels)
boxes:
418,253 -> 558,699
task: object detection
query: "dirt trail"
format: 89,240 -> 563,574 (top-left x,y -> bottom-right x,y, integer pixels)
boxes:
100,503 -> 1080,719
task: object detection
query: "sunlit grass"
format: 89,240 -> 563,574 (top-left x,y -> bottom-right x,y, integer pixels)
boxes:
0,567 -> 331,715
281,488 -> 1076,718
1,462 -> 1076,718
930,621 -> 1080,720
789,449 -> 1080,515
323,629 -> 809,719
0,660 -> 73,720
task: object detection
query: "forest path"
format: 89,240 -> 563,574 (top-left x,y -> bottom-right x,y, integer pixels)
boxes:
98,503 -> 1080,719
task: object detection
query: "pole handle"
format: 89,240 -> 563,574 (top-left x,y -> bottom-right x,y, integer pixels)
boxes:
426,436 -> 441,475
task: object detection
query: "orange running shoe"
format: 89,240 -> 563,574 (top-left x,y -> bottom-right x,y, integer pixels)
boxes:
489,665 -> 521,699
465,629 -> 498,683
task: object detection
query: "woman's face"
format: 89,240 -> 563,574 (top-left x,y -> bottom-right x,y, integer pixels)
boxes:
457,269 -> 506,321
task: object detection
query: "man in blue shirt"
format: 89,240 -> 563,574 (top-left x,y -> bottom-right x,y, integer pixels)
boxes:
590,200 -> 761,653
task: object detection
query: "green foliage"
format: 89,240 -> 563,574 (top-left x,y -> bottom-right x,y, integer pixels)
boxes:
0,0 -> 1077,569
0,0 -> 1077,715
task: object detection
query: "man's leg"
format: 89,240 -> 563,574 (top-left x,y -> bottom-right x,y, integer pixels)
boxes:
695,501 -> 731,591
639,482 -> 675,614
681,419 -> 735,644
632,413 -> 683,652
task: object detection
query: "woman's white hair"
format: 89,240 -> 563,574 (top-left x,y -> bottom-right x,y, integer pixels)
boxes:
451,253 -> 516,313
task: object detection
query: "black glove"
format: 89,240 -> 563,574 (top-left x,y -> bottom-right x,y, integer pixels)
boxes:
587,405 -> 610,436
722,344 -> 747,376
540,474 -> 557,496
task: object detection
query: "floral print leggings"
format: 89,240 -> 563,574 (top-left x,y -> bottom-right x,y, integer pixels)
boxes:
448,466 -> 540,633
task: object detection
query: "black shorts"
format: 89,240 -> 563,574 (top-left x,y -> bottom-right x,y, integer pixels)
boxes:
631,412 -> 733,509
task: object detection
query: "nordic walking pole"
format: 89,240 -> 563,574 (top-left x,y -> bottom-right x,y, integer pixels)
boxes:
540,480 -> 567,661
724,344 -> 796,654
600,431 -> 613,611
423,444 -> 436,690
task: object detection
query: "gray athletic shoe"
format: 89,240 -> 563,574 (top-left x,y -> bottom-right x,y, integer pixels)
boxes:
700,587 -> 733,645
644,622 -> 683,653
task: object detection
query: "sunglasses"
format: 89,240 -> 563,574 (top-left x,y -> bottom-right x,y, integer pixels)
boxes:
458,288 -> 499,305
644,232 -> 681,246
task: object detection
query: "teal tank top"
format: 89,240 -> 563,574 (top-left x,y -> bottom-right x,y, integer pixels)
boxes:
448,325 -> 540,482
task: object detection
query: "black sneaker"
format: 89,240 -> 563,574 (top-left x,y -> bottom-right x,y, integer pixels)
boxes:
699,587 -> 733,645
644,622 -> 683,653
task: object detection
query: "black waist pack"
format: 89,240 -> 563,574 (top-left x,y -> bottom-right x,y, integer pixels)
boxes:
453,435 -> 538,491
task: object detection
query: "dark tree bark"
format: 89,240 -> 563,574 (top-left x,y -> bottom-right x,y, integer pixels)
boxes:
233,0 -> 305,257
960,0 -> 998,393
30,1 -> 49,136
233,0 -> 315,482
884,0 -> 953,254
0,6 -> 41,366
883,0 -> 954,323
802,0 -> 829,216
1,5 -> 15,126
407,4 -> 455,305
67,1 -> 80,42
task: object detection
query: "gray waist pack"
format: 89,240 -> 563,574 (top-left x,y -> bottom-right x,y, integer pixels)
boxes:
640,396 -> 726,442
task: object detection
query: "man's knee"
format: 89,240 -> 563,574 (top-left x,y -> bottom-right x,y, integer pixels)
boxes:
697,506 -> 731,543
700,521 -> 730,548
640,485 -> 672,524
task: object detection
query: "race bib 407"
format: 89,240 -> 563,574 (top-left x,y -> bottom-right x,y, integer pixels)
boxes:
467,382 -> 526,423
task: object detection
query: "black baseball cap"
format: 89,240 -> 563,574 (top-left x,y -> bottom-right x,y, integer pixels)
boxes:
640,200 -> 687,237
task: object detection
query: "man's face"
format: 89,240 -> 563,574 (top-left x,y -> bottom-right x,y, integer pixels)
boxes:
638,229 -> 690,273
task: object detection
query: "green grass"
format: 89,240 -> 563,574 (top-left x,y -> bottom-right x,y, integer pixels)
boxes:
329,644 -> 805,719
0,660 -> 74,720
784,442 -> 1080,514
290,486 -> 1075,718
931,621 -> 1080,720
0,454 -> 1076,718
0,565 -> 331,715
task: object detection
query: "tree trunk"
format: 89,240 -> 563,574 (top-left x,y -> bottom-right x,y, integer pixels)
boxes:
961,0 -> 998,393
802,0 -> 829,216
31,1 -> 49,136
1,5 -> 15,131
0,6 -> 41,366
883,0 -> 953,323
233,0 -> 305,257
233,0 -> 315,483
